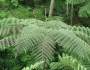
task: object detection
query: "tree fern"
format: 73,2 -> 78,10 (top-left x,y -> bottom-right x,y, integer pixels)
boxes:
0,18 -> 90,69
12,18 -> 90,69
14,25 -> 56,69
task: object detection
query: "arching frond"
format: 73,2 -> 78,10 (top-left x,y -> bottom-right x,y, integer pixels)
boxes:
79,2 -> 90,17
0,17 -> 22,27
49,29 -> 90,63
14,25 -> 46,55
33,36 -> 55,68
14,25 -> 56,69
69,26 -> 90,46
0,36 -> 17,49
50,53 -> 88,70
0,24 -> 23,36
0,18 -> 25,49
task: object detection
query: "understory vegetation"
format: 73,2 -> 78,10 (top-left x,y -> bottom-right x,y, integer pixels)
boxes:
0,0 -> 90,70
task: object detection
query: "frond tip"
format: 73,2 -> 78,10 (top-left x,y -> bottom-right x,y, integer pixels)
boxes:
22,61 -> 44,70
49,29 -> 90,62
50,53 -> 88,70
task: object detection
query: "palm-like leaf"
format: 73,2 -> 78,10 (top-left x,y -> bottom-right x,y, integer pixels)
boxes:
69,26 -> 90,46
14,25 -> 55,69
79,2 -> 90,17
0,36 -> 17,49
49,29 -> 90,63
50,53 -> 88,70
0,18 -> 24,49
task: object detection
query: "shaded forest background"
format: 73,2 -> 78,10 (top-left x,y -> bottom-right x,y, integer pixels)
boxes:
0,0 -> 90,26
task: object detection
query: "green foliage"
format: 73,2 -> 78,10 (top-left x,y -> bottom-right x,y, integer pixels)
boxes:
67,0 -> 90,17
0,0 -> 90,69
0,48 -> 24,70
50,53 -> 88,70
33,8 -> 45,20
22,61 -> 44,70
0,17 -> 90,69
79,2 -> 90,17
11,0 -> 18,7
0,18 -> 24,49
67,0 -> 89,4
54,0 -> 66,16
3,18 -> 87,69
10,5 -> 32,19
0,11 -> 8,19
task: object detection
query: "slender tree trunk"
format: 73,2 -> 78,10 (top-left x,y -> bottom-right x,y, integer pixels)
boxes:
49,0 -> 55,17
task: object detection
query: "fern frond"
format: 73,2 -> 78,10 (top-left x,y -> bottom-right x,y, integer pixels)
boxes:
50,53 -> 88,70
33,36 -> 55,68
46,20 -> 68,29
0,35 -> 17,49
22,61 -> 44,70
14,25 -> 56,69
0,18 -> 25,49
0,24 -> 23,36
14,25 -> 45,55
0,17 -> 22,27
79,2 -> 90,17
49,29 -> 90,63
19,18 -> 68,29
69,26 -> 90,46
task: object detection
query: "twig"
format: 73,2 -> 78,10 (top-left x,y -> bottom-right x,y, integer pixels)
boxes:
53,15 -> 61,28
45,8 -> 48,28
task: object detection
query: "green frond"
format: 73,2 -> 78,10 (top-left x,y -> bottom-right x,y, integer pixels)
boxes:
49,29 -> 90,63
69,26 -> 90,46
50,53 -> 88,70
79,2 -> 90,17
19,18 -> 68,29
0,36 -> 17,49
33,36 -> 55,68
14,25 -> 45,55
0,24 -> 23,36
22,61 -> 44,70
0,17 -> 22,27
14,25 -> 56,69
13,19 -> 90,67
46,20 -> 68,29
19,18 -> 45,26
0,17 -> 26,49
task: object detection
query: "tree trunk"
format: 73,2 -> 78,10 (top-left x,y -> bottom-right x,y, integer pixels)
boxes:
49,0 -> 55,17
